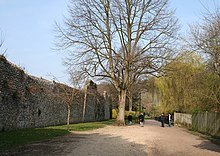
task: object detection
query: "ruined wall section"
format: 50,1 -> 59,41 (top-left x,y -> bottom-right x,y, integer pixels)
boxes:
0,56 -> 110,131
82,80 -> 107,122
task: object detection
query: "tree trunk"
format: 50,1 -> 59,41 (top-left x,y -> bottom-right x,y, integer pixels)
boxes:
127,89 -> 133,112
82,91 -> 87,122
116,89 -> 126,125
129,96 -> 132,112
67,104 -> 70,131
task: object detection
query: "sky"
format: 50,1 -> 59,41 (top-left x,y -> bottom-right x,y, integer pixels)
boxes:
0,0 -> 219,85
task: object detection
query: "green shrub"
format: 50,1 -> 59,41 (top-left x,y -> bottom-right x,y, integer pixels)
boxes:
112,109 -> 118,119
124,111 -> 136,119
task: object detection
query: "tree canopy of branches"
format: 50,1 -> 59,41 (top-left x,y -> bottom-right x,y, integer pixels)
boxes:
56,0 -> 178,125
190,8 -> 220,76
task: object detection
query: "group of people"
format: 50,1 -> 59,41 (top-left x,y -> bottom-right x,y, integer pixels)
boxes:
127,112 -> 172,127
127,113 -> 145,127
160,113 -> 172,127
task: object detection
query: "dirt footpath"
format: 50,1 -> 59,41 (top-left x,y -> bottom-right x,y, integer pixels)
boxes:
1,120 -> 220,156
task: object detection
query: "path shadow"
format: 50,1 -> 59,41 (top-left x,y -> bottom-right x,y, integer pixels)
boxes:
193,139 -> 220,153
0,132 -> 148,156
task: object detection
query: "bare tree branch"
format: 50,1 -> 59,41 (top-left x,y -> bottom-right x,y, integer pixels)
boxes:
55,0 -> 178,125
189,7 -> 220,76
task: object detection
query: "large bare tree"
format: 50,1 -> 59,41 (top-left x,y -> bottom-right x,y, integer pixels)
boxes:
56,0 -> 178,125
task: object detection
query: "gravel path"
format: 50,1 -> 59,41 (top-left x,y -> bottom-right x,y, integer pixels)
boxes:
1,120 -> 220,156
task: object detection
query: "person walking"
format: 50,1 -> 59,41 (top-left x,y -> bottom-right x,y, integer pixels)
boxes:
168,113 -> 172,127
161,113 -> 165,127
139,113 -> 144,127
128,114 -> 133,125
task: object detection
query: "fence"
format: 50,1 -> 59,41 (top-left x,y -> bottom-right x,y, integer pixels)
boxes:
174,112 -> 220,137
192,112 -> 220,137
174,112 -> 192,128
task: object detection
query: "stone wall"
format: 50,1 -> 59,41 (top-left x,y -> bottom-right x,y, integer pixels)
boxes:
0,55 -> 110,131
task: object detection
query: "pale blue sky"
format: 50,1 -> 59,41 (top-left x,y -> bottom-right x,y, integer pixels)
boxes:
0,0 -> 219,84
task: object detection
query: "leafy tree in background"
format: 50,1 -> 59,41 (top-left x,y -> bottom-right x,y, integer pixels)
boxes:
194,71 -> 220,112
155,52 -> 204,113
55,0 -> 178,125
155,52 -> 220,113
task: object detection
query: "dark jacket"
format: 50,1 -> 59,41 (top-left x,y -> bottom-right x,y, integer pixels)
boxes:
139,114 -> 144,122
128,115 -> 132,121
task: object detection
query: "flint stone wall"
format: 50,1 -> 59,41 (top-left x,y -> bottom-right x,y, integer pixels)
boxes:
0,56 -> 110,131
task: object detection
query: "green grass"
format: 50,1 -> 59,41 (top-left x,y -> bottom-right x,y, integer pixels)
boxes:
144,116 -> 153,120
0,119 -> 115,150
47,119 -> 115,131
0,129 -> 69,150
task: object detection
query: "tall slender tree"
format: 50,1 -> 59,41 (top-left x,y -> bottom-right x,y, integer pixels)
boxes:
56,0 -> 178,125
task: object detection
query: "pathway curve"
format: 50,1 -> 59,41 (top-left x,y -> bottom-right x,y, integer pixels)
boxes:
1,120 -> 220,156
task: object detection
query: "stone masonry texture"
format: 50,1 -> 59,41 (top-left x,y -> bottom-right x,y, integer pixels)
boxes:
0,55 -> 110,131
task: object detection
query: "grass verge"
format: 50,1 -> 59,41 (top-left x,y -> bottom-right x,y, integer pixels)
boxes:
47,119 -> 115,131
0,129 -> 69,150
0,119 -> 115,150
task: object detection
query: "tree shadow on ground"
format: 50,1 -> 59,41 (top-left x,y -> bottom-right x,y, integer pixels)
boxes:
193,139 -> 220,153
0,132 -> 147,156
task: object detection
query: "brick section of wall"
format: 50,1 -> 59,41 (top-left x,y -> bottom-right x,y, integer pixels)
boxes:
0,56 -> 110,131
